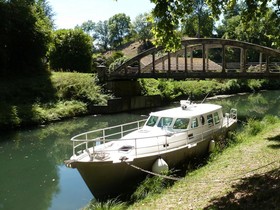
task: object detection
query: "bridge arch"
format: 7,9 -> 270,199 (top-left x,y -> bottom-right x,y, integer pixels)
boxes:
104,38 -> 280,81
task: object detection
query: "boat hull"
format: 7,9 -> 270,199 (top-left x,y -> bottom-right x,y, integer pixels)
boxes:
68,125 -> 234,200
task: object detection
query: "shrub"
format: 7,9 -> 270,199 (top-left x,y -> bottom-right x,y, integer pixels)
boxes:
49,29 -> 93,72
108,57 -> 129,73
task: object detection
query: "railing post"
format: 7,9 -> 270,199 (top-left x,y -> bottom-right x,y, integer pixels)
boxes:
135,138 -> 137,156
202,44 -> 206,72
152,52 -> 155,74
259,52 -> 263,72
240,48 -> 246,72
176,53 -> 179,71
266,55 -> 270,73
138,58 -> 141,75
222,44 -> 226,72
184,45 -> 188,72
168,52 -> 171,74
190,49 -> 193,71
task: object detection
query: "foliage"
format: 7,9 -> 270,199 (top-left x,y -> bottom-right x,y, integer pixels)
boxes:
78,20 -> 95,36
139,79 -> 161,96
150,0 -> 280,50
108,57 -> 129,72
108,13 -> 131,48
93,20 -> 111,51
51,72 -> 109,105
0,72 -> 110,129
49,29 -> 93,72
244,118 -> 263,136
0,0 -> 52,75
131,175 -> 173,202
132,13 -> 153,43
106,51 -> 124,66
217,6 -> 280,48
83,199 -> 127,210
181,0 -> 214,38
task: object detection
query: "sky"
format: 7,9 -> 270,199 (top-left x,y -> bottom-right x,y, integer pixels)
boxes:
48,0 -> 155,29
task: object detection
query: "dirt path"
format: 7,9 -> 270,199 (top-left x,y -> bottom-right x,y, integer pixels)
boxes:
130,126 -> 280,210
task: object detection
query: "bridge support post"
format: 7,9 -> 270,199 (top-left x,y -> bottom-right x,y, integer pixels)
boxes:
97,65 -> 107,82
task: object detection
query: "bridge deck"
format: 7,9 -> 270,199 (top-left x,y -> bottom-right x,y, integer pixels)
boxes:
100,38 -> 280,81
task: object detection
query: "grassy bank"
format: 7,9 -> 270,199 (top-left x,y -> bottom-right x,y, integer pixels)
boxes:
1,71 -> 279,130
84,116 -> 280,209
0,72 -> 110,129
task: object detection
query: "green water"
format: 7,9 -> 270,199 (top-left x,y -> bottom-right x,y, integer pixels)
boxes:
0,90 -> 279,210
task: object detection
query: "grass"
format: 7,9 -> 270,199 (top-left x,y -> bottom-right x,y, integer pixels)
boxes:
0,72 -> 111,129
127,117 -> 280,209
83,117 -> 280,210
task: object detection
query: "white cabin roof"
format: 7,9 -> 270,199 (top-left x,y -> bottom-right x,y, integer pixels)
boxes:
150,103 -> 222,118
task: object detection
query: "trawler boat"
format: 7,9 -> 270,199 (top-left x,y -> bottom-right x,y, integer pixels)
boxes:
65,100 -> 237,199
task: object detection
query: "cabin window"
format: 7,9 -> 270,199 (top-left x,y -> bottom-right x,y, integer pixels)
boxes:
173,118 -> 189,129
157,117 -> 173,127
214,112 -> 220,124
191,118 -> 198,128
146,116 -> 158,127
207,114 -> 213,126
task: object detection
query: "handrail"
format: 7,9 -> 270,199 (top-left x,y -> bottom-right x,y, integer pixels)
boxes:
71,119 -> 147,155
71,119 -> 147,142
70,112 -> 237,157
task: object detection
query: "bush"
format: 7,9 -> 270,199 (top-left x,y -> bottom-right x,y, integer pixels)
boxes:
51,72 -> 109,105
49,29 -> 93,72
108,57 -> 129,73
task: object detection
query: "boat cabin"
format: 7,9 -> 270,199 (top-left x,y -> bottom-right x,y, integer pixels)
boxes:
143,100 -> 223,133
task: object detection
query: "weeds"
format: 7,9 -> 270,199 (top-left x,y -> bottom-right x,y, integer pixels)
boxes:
83,199 -> 127,210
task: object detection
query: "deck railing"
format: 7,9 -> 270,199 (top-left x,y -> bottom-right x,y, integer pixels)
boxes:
71,119 -> 147,156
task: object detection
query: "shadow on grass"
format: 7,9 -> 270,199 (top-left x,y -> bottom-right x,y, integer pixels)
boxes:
266,134 -> 280,149
204,168 -> 280,210
0,72 -> 57,130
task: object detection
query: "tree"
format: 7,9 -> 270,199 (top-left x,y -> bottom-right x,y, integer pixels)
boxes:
108,13 -> 131,48
181,0 -> 214,38
150,0 -> 280,50
133,13 -> 153,43
217,5 -> 280,48
78,20 -> 95,36
0,0 -> 52,75
48,29 -> 93,72
93,20 -> 110,51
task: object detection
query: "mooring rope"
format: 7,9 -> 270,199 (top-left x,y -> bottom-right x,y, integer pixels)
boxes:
124,161 -> 182,181
123,158 -> 280,183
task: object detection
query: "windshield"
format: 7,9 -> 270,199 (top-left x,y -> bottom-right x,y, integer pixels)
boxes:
157,117 -> 173,127
146,116 -> 158,127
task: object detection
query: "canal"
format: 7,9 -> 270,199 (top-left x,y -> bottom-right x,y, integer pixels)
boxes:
0,90 -> 280,210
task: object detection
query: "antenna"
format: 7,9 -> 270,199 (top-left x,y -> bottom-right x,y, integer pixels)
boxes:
201,92 -> 210,104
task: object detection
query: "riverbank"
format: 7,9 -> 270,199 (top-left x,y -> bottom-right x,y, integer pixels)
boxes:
83,117 -> 280,209
1,71 -> 279,130
129,117 -> 280,209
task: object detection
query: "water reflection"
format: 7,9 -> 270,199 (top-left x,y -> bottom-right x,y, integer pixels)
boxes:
207,90 -> 280,120
0,113 -> 146,210
0,90 -> 279,210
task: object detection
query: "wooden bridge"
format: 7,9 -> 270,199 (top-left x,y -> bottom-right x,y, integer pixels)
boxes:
100,38 -> 280,81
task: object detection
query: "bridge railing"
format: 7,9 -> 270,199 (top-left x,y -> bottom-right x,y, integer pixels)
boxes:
103,38 -> 280,80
